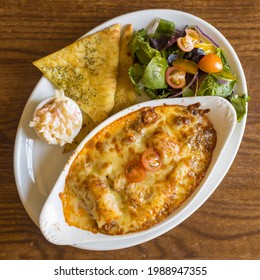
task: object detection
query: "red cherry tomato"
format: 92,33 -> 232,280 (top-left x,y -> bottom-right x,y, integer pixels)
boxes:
166,66 -> 186,89
125,160 -> 146,183
177,29 -> 199,52
141,149 -> 162,171
198,53 -> 223,73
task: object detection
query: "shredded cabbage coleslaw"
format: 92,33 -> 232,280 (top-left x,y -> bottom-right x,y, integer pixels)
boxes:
29,90 -> 82,146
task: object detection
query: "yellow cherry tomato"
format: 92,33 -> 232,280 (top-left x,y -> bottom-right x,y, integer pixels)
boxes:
177,29 -> 200,52
198,53 -> 223,73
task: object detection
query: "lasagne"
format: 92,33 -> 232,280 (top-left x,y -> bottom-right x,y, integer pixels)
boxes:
60,103 -> 217,235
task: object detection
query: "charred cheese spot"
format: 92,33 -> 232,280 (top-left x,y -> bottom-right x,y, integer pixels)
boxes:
61,104 -> 217,235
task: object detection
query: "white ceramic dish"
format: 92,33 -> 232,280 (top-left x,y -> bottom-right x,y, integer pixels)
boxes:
39,96 -> 236,246
14,9 -> 247,250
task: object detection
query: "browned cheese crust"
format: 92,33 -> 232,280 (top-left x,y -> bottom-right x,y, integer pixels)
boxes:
60,103 -> 217,235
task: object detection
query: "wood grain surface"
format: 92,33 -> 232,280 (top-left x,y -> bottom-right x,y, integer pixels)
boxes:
0,0 -> 259,260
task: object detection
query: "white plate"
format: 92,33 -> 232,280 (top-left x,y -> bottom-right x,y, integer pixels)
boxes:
14,9 -> 247,250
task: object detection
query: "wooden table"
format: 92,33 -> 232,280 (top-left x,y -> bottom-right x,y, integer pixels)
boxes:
1,0 -> 259,260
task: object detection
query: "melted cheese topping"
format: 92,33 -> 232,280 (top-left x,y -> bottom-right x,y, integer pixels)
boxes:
60,103 -> 217,235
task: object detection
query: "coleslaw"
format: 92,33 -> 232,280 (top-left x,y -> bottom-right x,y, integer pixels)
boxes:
29,89 -> 82,146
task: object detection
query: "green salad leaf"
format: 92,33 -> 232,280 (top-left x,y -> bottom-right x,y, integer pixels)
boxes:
128,64 -> 145,95
216,48 -> 231,71
151,18 -> 175,38
142,56 -> 168,89
229,94 -> 250,122
129,29 -> 147,55
145,88 -> 172,99
129,29 -> 160,65
197,74 -> 236,97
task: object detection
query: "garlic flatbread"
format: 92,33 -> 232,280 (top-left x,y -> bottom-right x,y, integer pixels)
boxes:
33,23 -> 121,124
111,24 -> 136,114
63,24 -> 136,153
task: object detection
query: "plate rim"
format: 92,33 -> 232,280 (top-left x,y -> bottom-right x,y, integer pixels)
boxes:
13,8 -> 248,250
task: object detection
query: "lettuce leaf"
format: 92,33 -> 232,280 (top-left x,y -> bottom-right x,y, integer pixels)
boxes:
129,29 -> 160,65
145,88 -> 172,99
229,94 -> 249,122
128,64 -> 145,95
142,56 -> 168,89
151,18 -> 175,38
216,48 -> 231,72
197,74 -> 236,97
129,29 -> 147,56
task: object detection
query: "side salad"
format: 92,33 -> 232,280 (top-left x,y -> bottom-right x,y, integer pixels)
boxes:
128,18 -> 249,121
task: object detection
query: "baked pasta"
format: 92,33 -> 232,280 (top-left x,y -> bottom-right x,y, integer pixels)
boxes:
60,103 -> 217,235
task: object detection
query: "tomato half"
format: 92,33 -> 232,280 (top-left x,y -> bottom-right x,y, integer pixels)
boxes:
198,53 -> 223,73
185,29 -> 200,41
177,29 -> 200,52
125,160 -> 146,183
166,66 -> 186,89
141,149 -> 162,171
